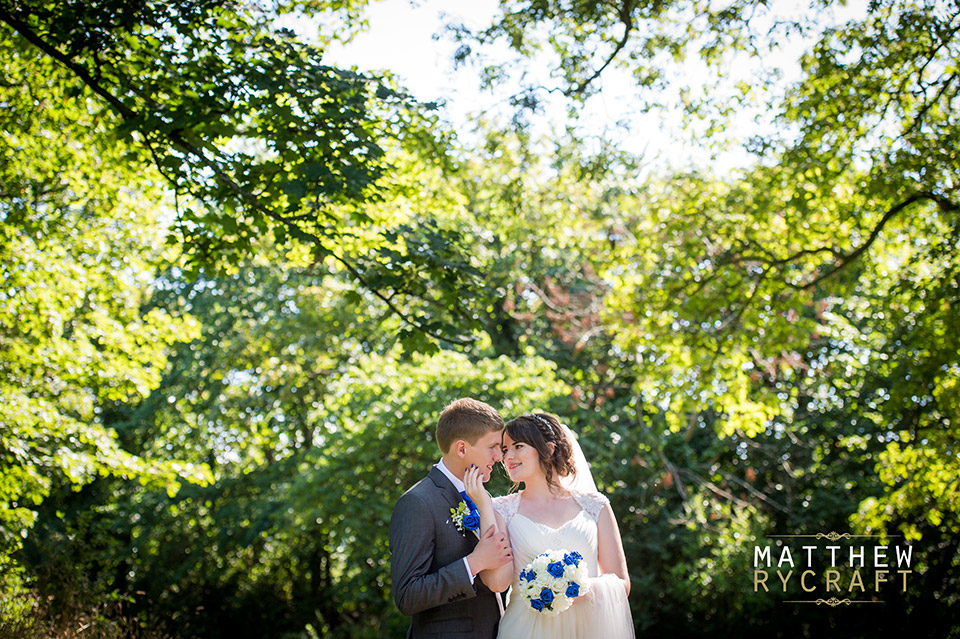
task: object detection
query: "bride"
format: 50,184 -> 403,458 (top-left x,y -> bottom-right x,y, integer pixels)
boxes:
464,412 -> 635,638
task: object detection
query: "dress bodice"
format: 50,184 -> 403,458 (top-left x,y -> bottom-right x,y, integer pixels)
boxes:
493,491 -> 610,581
493,490 -> 608,526
491,490 -> 634,638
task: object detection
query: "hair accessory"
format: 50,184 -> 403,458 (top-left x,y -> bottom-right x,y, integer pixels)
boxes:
531,414 -> 555,438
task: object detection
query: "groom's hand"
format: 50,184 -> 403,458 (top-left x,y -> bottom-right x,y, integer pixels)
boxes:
467,525 -> 512,573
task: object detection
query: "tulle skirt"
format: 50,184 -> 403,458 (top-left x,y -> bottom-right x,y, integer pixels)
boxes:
498,574 -> 635,639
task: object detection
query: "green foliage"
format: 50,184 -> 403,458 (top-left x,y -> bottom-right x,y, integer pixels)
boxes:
26,288 -> 573,637
0,37 -> 210,567
0,0 -> 486,349
0,562 -> 40,639
447,0 -> 832,120
4,0 -> 960,637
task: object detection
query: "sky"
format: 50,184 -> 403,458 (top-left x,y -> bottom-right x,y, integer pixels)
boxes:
288,0 -> 869,172
316,0 -> 720,168
322,0 -> 500,125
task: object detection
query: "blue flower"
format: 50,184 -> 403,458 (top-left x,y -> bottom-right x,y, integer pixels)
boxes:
462,511 -> 480,531
530,599 -> 544,612
540,588 -> 554,605
566,582 -> 581,598
546,561 -> 565,578
522,569 -> 536,582
563,552 -> 577,566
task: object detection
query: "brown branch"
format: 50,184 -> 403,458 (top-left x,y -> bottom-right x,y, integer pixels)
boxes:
718,469 -> 792,514
708,192 -> 956,294
566,0 -> 636,97
678,468 -> 751,508
0,9 -> 135,119
902,71 -> 958,139
794,191 -> 957,290
731,243 -> 842,268
657,450 -> 689,501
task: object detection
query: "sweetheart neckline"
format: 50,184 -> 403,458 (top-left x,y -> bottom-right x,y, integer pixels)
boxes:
513,509 -> 586,531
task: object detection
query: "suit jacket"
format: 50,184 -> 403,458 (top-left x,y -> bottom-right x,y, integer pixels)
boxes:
389,466 -> 501,638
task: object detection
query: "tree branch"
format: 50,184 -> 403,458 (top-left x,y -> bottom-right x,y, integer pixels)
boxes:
731,243 -> 842,268
707,192 -> 956,294
717,469 -> 792,514
566,1 -> 636,97
0,9 -> 135,119
164,131 -> 476,346
1,9 -> 475,347
794,191 -> 958,290
678,468 -> 751,509
902,71 -> 958,140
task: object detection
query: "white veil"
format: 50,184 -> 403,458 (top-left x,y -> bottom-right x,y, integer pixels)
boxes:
558,422 -> 598,494
558,422 -> 634,638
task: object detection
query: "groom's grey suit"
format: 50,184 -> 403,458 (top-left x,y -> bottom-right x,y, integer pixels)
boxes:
390,466 -> 501,638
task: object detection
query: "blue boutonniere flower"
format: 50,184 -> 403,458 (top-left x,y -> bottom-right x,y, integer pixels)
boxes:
449,501 -> 480,536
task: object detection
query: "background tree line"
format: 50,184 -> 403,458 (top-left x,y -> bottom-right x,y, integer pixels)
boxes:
1,0 -> 957,637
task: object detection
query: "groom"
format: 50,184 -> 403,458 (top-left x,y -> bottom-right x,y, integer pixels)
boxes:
390,398 -> 512,638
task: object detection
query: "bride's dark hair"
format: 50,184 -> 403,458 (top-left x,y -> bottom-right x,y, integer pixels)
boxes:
502,413 -> 577,492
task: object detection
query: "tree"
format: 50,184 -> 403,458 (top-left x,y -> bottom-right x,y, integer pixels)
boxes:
7,0 -> 960,636
0,0 -> 486,350
453,0 -> 960,633
0,34 -> 209,632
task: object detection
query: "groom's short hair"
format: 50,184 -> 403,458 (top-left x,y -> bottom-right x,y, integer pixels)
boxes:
436,398 -> 504,453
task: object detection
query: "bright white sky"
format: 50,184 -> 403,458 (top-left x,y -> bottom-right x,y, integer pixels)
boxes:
323,0 -> 500,124
291,0 -> 868,172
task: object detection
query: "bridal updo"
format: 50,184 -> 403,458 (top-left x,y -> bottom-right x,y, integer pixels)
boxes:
503,413 -> 577,491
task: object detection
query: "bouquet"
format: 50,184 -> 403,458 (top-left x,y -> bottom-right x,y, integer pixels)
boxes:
518,549 -> 589,616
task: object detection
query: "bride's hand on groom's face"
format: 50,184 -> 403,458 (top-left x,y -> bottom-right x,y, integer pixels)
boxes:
464,465 -> 492,508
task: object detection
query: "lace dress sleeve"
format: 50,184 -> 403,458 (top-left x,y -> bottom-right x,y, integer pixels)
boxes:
492,492 -> 522,526
572,490 -> 610,522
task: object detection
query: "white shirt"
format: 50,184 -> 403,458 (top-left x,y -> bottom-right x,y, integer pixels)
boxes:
437,459 -> 476,583
437,458 -> 466,493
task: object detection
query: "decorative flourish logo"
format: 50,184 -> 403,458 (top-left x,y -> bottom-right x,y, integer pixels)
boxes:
752,531 -> 914,605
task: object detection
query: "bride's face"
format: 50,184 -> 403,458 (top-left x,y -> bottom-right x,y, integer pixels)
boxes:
501,432 -> 542,483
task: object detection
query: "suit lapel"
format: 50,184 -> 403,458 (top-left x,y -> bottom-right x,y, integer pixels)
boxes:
429,464 -> 465,511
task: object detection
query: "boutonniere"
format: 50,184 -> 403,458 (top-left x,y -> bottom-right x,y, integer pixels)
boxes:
449,501 -> 480,536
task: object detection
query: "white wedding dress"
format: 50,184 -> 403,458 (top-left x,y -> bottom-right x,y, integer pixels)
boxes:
492,490 -> 636,638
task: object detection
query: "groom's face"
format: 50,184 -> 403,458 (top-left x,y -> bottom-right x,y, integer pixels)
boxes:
462,430 -> 504,482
